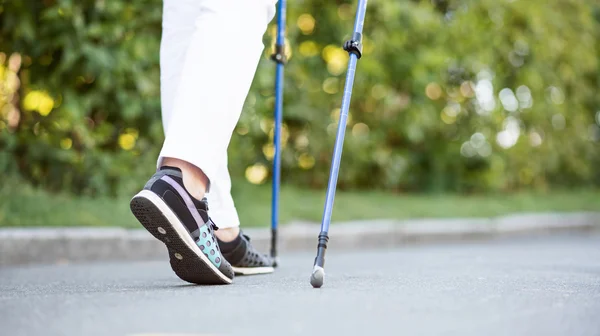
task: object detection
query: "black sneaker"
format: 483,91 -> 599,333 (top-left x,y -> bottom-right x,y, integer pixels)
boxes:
217,232 -> 275,275
129,167 -> 234,285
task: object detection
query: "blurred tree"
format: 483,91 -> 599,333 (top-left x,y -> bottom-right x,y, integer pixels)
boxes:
1,0 -> 599,196
0,0 -> 163,195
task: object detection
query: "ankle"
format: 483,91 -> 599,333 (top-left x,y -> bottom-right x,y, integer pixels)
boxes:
161,157 -> 208,200
215,227 -> 240,243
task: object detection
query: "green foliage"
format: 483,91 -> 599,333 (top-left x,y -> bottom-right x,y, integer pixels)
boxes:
0,0 -> 162,195
1,0 -> 599,196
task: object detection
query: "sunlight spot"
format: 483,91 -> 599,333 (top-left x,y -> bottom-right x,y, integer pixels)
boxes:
425,82 -> 442,100
119,134 -> 136,150
352,123 -> 369,137
297,14 -> 315,35
516,85 -> 533,109
496,116 -> 521,149
298,153 -> 315,169
371,84 -> 387,100
499,88 -> 518,112
299,41 -> 319,57
60,138 -> 72,150
529,131 -> 542,147
460,81 -> 475,98
262,144 -> 275,160
23,90 -> 55,116
245,164 -> 268,185
323,77 -> 339,94
295,134 -> 309,150
547,86 -> 565,105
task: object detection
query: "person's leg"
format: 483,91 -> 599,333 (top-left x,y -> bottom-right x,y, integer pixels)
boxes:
207,152 -> 275,275
204,152 -> 241,236
130,0 -> 276,285
159,0 -> 276,275
159,0 -> 275,192
158,0 -> 211,199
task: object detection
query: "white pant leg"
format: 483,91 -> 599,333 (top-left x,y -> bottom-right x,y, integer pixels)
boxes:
158,0 -> 276,228
205,152 -> 241,229
159,0 -> 202,131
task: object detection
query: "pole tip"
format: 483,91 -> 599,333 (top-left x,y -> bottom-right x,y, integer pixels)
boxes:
310,266 -> 325,288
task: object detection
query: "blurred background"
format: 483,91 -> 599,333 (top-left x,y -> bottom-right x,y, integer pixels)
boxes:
1,0 -> 599,228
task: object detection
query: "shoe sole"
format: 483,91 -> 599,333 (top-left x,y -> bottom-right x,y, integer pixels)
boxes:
130,190 -> 233,285
232,266 -> 275,275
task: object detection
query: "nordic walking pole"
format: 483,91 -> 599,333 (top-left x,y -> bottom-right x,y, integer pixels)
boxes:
310,0 -> 368,288
270,0 -> 287,267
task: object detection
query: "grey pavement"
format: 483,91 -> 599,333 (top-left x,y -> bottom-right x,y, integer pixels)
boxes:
1,233 -> 599,336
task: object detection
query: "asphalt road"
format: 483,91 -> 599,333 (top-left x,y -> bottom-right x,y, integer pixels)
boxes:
1,233 -> 599,336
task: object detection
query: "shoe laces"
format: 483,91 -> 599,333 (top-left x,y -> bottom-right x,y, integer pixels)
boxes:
207,218 -> 219,232
198,197 -> 219,232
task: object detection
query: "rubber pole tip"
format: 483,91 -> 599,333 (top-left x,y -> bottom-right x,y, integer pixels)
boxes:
310,266 -> 325,288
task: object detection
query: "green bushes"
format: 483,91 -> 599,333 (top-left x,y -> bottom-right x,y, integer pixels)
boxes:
1,0 -> 599,196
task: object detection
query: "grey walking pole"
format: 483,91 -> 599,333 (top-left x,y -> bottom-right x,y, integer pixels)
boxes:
310,0 -> 368,288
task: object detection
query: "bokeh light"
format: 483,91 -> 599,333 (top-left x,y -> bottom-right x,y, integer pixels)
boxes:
425,82 -> 442,100
245,164 -> 268,185
323,77 -> 339,94
23,91 -> 54,116
299,41 -> 319,57
297,14 -> 315,35
297,153 -> 315,169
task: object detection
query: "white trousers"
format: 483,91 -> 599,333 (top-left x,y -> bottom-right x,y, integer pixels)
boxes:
158,0 -> 276,228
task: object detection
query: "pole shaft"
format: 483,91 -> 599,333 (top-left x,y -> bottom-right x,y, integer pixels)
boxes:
319,0 -> 368,235
271,0 -> 286,258
272,62 -> 284,231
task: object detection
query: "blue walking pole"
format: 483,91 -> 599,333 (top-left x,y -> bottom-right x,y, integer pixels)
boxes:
310,0 -> 368,288
270,0 -> 287,267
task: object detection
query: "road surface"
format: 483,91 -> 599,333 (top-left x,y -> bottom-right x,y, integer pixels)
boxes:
1,233 -> 599,336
